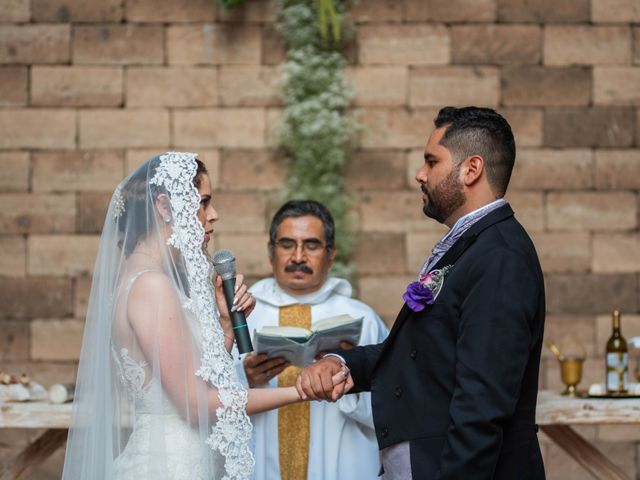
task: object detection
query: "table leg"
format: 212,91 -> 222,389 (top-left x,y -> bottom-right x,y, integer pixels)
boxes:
0,428 -> 68,480
540,425 -> 630,480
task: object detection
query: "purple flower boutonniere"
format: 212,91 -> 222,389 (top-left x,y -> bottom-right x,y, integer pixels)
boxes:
403,265 -> 452,312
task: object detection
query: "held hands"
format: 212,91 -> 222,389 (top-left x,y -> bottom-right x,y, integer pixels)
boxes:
296,356 -> 353,402
246,341 -> 353,388
243,353 -> 290,387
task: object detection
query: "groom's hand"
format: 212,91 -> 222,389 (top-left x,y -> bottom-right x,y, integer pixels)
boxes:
296,356 -> 346,402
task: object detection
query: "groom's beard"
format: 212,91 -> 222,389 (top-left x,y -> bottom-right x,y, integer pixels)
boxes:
422,168 -> 466,224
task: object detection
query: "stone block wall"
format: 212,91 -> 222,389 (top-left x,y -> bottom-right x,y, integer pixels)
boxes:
1,0 -> 639,477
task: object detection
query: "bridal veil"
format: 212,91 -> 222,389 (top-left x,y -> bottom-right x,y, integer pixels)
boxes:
62,152 -> 254,479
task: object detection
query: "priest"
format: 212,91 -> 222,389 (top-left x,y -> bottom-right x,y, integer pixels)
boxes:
236,200 -> 388,480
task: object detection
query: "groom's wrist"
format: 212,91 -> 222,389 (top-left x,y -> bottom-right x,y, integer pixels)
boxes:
322,353 -> 346,366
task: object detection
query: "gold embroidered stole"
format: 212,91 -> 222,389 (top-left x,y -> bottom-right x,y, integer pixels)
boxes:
277,304 -> 311,480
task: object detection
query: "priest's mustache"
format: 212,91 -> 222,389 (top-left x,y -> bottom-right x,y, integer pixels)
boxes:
285,263 -> 313,274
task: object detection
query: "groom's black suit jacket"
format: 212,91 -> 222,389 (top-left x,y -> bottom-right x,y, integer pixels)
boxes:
340,204 -> 546,480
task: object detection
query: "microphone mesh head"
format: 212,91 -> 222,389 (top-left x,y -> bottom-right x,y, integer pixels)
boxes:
212,249 -> 236,280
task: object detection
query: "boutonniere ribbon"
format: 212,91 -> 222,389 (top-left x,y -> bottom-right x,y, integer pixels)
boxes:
402,265 -> 452,312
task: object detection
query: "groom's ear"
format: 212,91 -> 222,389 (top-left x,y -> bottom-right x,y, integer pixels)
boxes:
461,155 -> 484,186
155,193 -> 172,219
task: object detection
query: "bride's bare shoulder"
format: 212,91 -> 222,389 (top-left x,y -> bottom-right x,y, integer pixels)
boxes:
129,271 -> 174,296
127,272 -> 180,323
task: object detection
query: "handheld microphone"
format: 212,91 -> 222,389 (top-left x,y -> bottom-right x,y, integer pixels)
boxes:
211,249 -> 254,354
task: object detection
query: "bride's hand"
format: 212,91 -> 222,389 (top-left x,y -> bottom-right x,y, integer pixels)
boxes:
332,365 -> 354,401
232,274 -> 256,317
214,274 -> 256,327
331,365 -> 353,398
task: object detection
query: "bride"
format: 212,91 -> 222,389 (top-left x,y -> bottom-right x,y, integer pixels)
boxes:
61,152 -> 350,480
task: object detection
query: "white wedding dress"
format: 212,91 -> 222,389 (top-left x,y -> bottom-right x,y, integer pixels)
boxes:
111,348 -> 209,479
110,272 -> 212,480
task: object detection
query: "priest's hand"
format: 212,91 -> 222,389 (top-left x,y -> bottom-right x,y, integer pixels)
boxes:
244,353 -> 290,387
315,341 -> 355,361
296,356 -> 352,402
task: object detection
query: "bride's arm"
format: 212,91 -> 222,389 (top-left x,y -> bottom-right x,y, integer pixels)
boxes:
246,386 -> 301,415
128,272 -> 219,417
128,272 -> 350,420
246,368 -> 352,415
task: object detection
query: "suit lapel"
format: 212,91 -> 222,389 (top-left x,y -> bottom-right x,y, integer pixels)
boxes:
379,204 -> 516,358
432,204 -> 514,271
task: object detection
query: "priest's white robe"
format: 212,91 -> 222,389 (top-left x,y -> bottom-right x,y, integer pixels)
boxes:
236,277 -> 388,480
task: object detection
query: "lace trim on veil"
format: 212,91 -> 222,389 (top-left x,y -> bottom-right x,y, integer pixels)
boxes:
150,152 -> 254,479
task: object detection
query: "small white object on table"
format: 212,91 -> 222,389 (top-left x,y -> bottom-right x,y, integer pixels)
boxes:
0,382 -> 47,403
588,382 -> 640,396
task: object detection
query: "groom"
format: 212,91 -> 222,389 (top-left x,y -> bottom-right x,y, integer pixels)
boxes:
297,106 -> 546,479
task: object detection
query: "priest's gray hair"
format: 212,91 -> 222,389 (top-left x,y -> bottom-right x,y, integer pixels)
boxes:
268,200 -> 336,256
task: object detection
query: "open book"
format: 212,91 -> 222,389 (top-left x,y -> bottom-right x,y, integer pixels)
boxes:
254,314 -> 363,367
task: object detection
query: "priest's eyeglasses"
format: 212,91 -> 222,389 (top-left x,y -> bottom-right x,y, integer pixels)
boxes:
274,238 -> 326,254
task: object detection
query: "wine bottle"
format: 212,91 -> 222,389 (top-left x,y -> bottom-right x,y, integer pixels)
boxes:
605,310 -> 628,393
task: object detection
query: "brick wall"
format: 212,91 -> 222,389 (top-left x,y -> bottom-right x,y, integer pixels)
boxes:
1,0 -> 639,477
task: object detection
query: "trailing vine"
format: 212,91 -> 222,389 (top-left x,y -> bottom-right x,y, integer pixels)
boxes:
216,0 -> 247,9
215,0 -> 355,278
316,0 -> 342,43
276,0 -> 355,279
216,0 -> 343,43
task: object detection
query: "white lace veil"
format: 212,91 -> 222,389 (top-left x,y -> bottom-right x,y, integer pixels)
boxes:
62,152 -> 254,480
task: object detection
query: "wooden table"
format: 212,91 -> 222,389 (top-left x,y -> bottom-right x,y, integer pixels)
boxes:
1,392 -> 639,479
0,401 -> 72,480
536,389 -> 640,480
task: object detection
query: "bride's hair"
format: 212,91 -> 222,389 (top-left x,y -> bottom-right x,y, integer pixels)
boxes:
117,156 -> 208,256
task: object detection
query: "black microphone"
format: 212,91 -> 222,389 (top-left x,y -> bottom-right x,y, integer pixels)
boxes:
211,249 -> 254,354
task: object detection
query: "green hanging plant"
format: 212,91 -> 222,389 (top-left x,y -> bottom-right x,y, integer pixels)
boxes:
276,0 -> 356,280
316,0 -> 341,43
216,0 -> 247,10
213,0 -> 356,279
216,0 -> 342,42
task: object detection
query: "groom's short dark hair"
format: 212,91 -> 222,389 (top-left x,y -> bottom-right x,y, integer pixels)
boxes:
268,200 -> 336,256
434,106 -> 516,198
